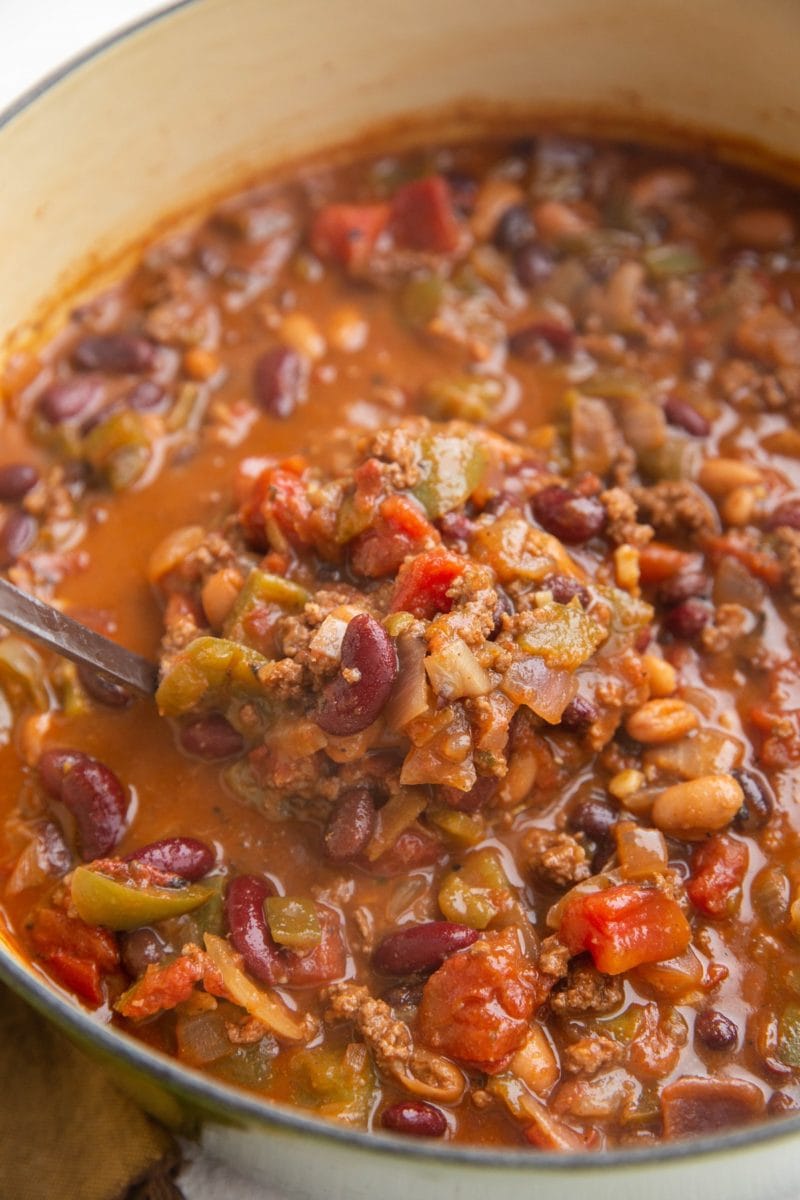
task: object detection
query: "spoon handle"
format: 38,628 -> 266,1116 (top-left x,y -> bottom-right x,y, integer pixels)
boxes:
0,577 -> 158,695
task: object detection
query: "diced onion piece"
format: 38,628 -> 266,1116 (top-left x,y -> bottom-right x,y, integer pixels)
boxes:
203,933 -> 310,1043
633,947 -> 705,1001
424,638 -> 492,701
614,821 -> 669,880
364,788 -> 427,862
388,1047 -> 465,1104
643,728 -> 743,779
508,1025 -> 559,1095
384,632 -> 429,729
147,525 -> 205,584
501,656 -> 578,725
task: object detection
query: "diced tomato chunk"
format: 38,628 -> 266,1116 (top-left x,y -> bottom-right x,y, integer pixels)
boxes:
391,547 -> 465,619
115,944 -> 227,1020
558,883 -> 691,975
419,929 -> 542,1073
29,905 -> 120,1008
350,495 -> 436,578
239,463 -> 313,551
310,203 -> 391,270
638,542 -> 694,585
47,952 -> 104,1006
687,835 -> 748,918
704,535 -> 783,587
390,176 -> 462,254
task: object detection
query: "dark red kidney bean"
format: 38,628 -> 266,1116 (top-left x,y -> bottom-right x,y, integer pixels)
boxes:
77,663 -> 133,709
126,837 -> 215,881
663,598 -> 711,640
561,695 -> 598,732
39,748 -> 90,797
766,497 -> 800,532
531,485 -> 606,544
437,509 -> 477,549
664,395 -> 711,438
253,346 -> 307,419
127,380 -> 168,412
57,755 -> 128,860
732,768 -> 774,832
324,788 -> 376,862
120,927 -> 169,977
0,510 -> 37,565
373,922 -> 479,975
695,1009 -> 738,1051
513,243 -> 554,287
569,796 -> 618,843
38,377 -> 105,424
316,613 -> 398,737
225,874 -> 280,983
0,463 -> 39,501
381,1100 -> 447,1138
493,204 -> 535,253
656,567 -> 711,607
508,320 -> 574,360
72,333 -> 156,374
541,573 -> 590,607
438,775 -> 496,813
179,712 -> 244,760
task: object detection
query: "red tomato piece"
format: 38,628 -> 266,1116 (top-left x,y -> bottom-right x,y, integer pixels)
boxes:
239,464 -> 313,551
47,951 -> 104,1006
687,835 -> 748,918
418,929 -> 542,1073
29,905 -> 120,1008
637,542 -> 694,585
116,945 -> 226,1020
390,176 -> 462,254
310,203 -> 391,270
391,547 -> 465,619
350,495 -> 436,578
558,883 -> 691,975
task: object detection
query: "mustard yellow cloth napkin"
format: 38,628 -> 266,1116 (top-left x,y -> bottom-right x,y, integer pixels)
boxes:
0,981 -> 181,1200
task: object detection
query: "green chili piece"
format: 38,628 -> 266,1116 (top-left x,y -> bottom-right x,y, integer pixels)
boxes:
643,244 -> 705,279
438,848 -> 511,929
420,376 -> 504,423
289,1044 -> 375,1123
412,433 -> 488,519
517,603 -> 607,670
155,636 -> 272,716
71,865 -> 213,931
82,410 -> 151,490
223,569 -> 308,643
399,275 -> 445,328
264,897 -> 322,950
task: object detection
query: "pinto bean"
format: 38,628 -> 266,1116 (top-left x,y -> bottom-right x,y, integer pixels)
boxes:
0,463 -> 39,501
373,922 -> 480,975
626,698 -> 699,744
732,769 -> 774,832
651,774 -> 744,840
316,613 -> 398,736
381,1100 -> 447,1137
126,837 -> 215,881
324,788 -> 377,862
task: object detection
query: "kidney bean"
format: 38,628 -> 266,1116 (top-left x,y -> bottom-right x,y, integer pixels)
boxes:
508,320 -> 574,361
493,204 -> 535,253
253,346 -> 307,418
663,598 -> 711,640
40,750 -> 128,860
38,377 -> 105,424
127,380 -> 168,412
513,243 -> 554,287
531,485 -> 606,544
179,712 -> 245,760
766,497 -> 800,532
541,573 -> 590,607
324,788 -> 376,862
0,510 -> 37,565
77,663 -> 133,709
569,796 -> 618,843
561,695 -> 598,731
437,775 -> 496,812
695,1009 -> 738,1051
373,922 -> 479,975
72,333 -> 156,374
381,1100 -> 447,1138
120,926 -> 169,977
0,463 -> 39,502
656,567 -> 710,607
732,768 -> 774,832
126,837 -> 215,881
316,613 -> 398,736
663,395 -> 711,438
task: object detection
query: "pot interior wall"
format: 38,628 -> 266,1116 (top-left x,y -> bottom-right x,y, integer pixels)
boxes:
1,0 -> 800,348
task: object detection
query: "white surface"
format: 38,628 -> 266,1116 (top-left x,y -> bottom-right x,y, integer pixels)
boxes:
0,12 -> 279,1197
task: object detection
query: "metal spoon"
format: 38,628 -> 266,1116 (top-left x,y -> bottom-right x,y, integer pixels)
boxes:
0,576 -> 158,695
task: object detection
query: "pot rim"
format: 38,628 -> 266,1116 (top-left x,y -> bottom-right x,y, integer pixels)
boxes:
2,0 -> 800,1173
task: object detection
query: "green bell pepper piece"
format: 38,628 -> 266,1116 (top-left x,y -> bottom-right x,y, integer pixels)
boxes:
264,897 -> 322,950
412,433 -> 487,520
72,865 -> 214,931
155,636 -> 272,716
223,569 -> 308,643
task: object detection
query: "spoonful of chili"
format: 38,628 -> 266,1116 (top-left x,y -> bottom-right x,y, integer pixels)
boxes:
0,576 -> 158,696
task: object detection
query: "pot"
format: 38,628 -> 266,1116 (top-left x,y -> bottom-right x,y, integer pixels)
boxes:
2,2 -> 800,1196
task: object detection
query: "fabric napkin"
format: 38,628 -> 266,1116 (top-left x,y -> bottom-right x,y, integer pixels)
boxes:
0,980 -> 182,1200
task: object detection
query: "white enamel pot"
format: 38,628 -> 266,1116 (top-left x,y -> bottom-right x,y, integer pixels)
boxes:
2,2 -> 800,1197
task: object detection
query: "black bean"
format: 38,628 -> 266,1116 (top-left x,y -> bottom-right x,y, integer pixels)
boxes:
542,573 -> 591,607
381,982 -> 424,1015
0,510 -> 37,565
77,663 -> 133,709
695,1009 -> 738,1051
513,243 -> 554,287
120,927 -> 169,977
179,713 -> 244,760
72,333 -> 156,374
0,463 -> 39,502
493,204 -> 535,253
381,1101 -> 447,1138
568,796 -> 618,843
732,768 -> 774,832
316,613 -> 398,736
532,485 -> 606,544
253,346 -> 307,418
561,696 -> 598,731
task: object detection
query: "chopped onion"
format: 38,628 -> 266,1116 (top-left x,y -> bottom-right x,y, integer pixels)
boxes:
644,728 -> 743,779
384,632 -> 429,729
203,934 -> 311,1043
502,657 -> 577,724
425,638 -> 492,701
